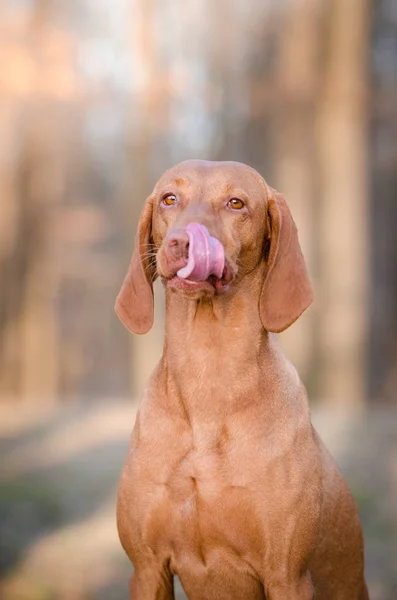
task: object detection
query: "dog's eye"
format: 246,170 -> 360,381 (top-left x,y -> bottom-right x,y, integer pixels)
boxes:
228,198 -> 245,210
162,194 -> 178,206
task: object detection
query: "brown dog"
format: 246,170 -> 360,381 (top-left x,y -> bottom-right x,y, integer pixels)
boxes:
115,160 -> 368,600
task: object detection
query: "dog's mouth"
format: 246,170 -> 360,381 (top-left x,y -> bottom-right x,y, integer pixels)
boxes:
163,261 -> 234,295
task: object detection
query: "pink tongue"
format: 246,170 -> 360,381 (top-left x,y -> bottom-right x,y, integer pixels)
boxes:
177,222 -> 224,282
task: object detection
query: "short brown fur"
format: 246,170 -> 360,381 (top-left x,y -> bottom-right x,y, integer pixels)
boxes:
115,160 -> 368,600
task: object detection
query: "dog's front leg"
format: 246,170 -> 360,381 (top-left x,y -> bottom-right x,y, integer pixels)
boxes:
129,565 -> 175,600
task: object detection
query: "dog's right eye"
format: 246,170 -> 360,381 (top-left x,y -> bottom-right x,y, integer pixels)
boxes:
161,194 -> 178,207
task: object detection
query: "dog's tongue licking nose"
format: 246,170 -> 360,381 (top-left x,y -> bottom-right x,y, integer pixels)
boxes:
177,222 -> 224,282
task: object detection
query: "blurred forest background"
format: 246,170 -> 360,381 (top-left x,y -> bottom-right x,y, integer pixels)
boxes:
0,0 -> 396,599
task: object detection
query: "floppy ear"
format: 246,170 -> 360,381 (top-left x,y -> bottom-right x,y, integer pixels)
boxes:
259,189 -> 313,333
115,197 -> 155,334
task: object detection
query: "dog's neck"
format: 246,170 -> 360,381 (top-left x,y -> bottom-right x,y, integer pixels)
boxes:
159,270 -> 288,420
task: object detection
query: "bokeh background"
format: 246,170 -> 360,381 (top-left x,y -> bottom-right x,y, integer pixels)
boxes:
0,0 -> 396,598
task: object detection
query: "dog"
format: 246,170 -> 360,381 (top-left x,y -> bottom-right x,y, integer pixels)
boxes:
115,160 -> 369,599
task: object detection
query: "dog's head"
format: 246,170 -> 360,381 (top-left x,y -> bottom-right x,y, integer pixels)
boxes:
115,160 -> 313,334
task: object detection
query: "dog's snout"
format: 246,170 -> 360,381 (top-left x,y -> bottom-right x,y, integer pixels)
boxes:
167,230 -> 189,260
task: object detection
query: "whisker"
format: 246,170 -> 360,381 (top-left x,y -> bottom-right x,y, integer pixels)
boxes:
149,269 -> 159,283
141,250 -> 158,260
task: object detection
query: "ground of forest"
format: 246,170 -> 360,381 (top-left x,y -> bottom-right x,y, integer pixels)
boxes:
0,399 -> 396,600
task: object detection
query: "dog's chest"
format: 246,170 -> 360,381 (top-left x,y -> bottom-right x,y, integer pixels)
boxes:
133,429 -> 265,564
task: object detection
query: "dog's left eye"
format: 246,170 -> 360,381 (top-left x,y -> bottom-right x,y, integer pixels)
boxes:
228,198 -> 245,210
162,194 -> 178,206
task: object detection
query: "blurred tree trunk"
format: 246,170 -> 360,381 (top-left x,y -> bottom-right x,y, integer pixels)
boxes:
368,0 -> 397,402
0,54 -> 24,396
274,0 -> 324,391
56,104 -> 132,400
18,108 -> 61,403
317,0 -> 371,405
0,1 -> 62,403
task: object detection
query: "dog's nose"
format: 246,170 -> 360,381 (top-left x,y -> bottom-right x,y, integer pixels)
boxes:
167,230 -> 189,260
